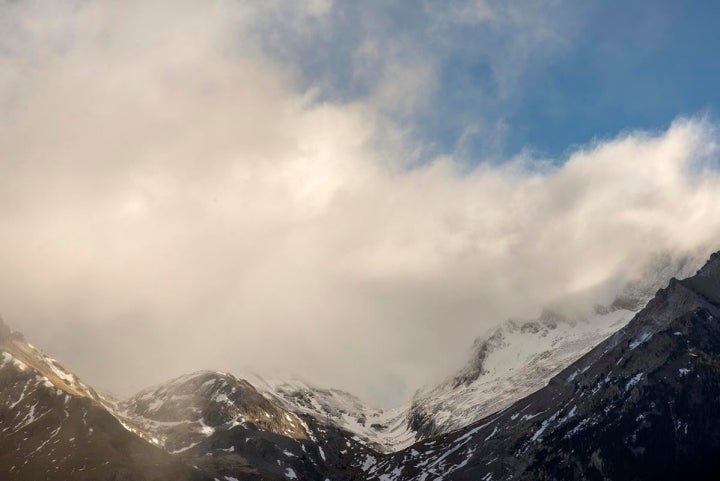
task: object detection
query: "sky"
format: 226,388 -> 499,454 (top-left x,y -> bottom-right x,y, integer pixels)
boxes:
2,0 -> 720,407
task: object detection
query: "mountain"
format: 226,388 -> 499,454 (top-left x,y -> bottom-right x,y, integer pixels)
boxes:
117,371 -> 309,454
368,251 -> 720,480
398,251 -> 702,443
116,370 -> 377,481
404,307 -> 631,442
0,318 -> 209,481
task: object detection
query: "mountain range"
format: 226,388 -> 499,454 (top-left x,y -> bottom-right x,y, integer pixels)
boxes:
2,249 -> 719,480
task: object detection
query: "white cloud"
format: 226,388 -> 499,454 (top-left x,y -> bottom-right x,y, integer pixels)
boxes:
1,1 -> 720,407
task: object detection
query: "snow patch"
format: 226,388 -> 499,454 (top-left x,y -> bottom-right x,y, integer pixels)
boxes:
531,411 -> 560,442
625,373 -> 644,391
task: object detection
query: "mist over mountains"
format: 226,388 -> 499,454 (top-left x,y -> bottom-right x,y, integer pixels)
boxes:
5,250 -> 720,479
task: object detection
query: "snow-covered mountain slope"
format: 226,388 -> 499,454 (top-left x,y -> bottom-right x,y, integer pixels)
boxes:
246,375 -> 415,453
0,319 -> 208,481
0,323 -> 102,404
406,307 -> 632,440
242,306 -> 638,454
402,251 -> 703,442
369,250 -> 720,481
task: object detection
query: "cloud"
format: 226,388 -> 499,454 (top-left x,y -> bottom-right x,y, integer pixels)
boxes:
250,0 -> 582,159
1,0 -> 720,408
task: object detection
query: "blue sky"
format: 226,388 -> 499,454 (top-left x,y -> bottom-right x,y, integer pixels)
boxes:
259,0 -> 720,162
514,1 -> 720,158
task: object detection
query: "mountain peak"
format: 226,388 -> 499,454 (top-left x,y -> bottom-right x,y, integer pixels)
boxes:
694,250 -> 720,278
